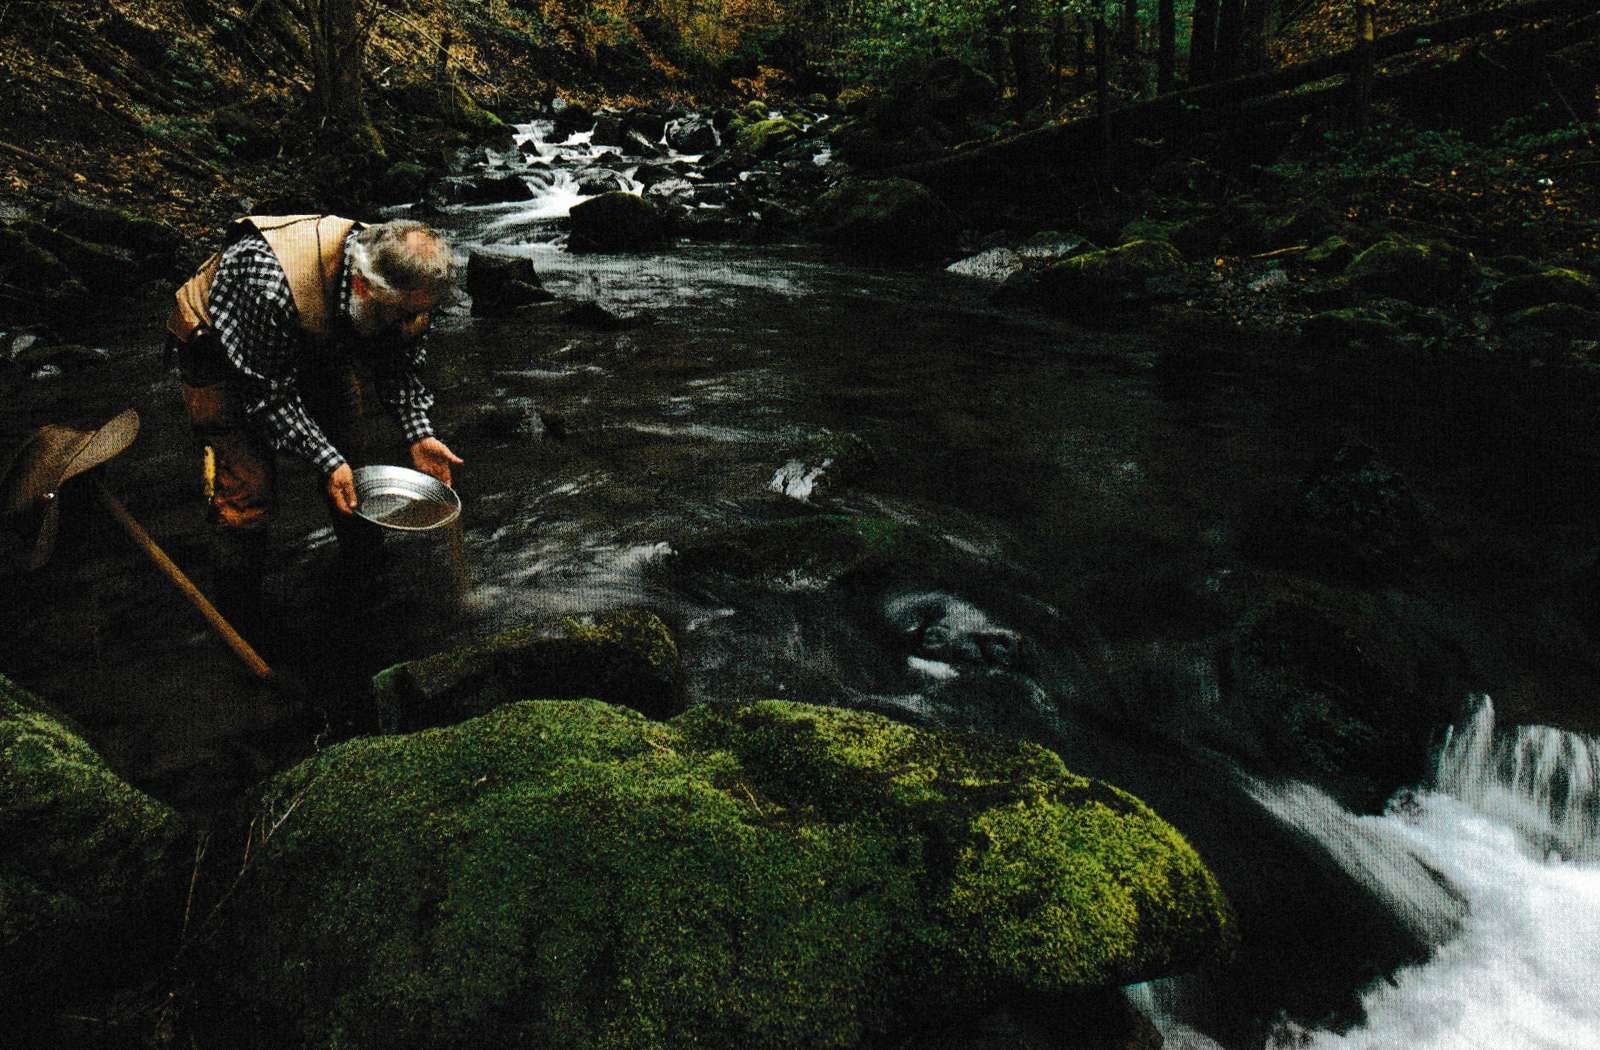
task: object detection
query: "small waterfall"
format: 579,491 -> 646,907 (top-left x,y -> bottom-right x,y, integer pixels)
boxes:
1435,693 -> 1600,861
1243,778 -> 1467,949
1271,696 -> 1600,1049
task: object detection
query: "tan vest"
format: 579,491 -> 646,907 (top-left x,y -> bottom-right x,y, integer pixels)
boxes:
168,215 -> 360,345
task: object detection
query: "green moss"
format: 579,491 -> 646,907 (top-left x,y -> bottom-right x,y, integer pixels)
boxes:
1305,235 -> 1355,273
1344,237 -> 1476,303
220,700 -> 1232,1049
1492,270 -> 1599,315
372,610 -> 686,731
735,117 -> 800,156
0,672 -> 188,994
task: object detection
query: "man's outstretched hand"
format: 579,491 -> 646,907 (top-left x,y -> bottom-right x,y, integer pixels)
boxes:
328,462 -> 358,515
411,436 -> 464,488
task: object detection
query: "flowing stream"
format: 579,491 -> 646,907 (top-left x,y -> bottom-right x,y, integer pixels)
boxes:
3,118 -> 1596,1048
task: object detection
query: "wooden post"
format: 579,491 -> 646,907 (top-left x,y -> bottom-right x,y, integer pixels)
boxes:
1354,0 -> 1377,132
1095,16 -> 1113,183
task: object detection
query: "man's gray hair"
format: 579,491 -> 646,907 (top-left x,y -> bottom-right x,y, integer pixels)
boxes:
349,220 -> 455,301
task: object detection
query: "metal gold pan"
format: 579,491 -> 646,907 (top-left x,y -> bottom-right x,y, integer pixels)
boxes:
351,464 -> 462,532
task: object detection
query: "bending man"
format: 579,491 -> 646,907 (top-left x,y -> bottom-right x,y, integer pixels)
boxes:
167,214 -> 462,629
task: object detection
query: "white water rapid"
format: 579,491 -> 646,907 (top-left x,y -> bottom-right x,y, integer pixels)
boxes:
1212,695 -> 1600,1049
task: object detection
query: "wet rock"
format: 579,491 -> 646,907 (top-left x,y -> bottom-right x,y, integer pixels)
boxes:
1,672 -> 190,1017
465,251 -> 554,317
644,177 -> 695,203
808,176 -> 959,262
575,170 -> 631,196
10,341 -> 111,371
947,247 -> 1024,284
1017,240 -> 1185,319
217,699 -> 1232,1050
560,299 -> 653,330
591,111 -> 626,148
885,591 -> 1026,670
1289,442 -> 1432,577
1489,268 -> 1598,314
735,116 -> 802,157
464,402 -> 545,441
1502,303 -> 1600,360
1299,307 -> 1402,349
624,129 -> 665,158
665,114 -> 719,152
445,172 -> 536,205
45,195 -> 181,263
372,609 -> 687,730
919,992 -> 1162,1050
1304,235 -> 1356,273
375,160 -> 431,205
1344,237 -> 1477,303
630,162 -> 678,189
551,97 -> 594,139
1227,580 -> 1473,798
568,191 -> 669,252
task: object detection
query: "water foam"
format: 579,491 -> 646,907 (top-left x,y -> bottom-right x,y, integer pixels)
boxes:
1277,696 -> 1600,1049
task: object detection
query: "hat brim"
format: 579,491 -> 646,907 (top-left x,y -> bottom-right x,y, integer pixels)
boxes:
0,408 -> 138,572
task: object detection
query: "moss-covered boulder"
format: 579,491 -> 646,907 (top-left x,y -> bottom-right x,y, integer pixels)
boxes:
1,672 -> 190,1011
1343,237 -> 1477,303
216,700 -> 1232,1049
1299,306 -> 1402,349
372,610 -> 685,731
1490,268 -> 1598,315
1501,302 -> 1600,361
568,192 -> 670,252
808,177 -> 959,262
1026,239 -> 1185,319
735,116 -> 802,156
1304,235 -> 1356,274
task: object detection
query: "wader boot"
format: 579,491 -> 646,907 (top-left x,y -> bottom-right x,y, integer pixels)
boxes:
212,528 -> 272,645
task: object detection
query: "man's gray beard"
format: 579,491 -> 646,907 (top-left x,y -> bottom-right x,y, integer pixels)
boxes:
350,293 -> 386,338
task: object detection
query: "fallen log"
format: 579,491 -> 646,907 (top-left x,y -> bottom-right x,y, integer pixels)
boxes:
882,0 -> 1590,184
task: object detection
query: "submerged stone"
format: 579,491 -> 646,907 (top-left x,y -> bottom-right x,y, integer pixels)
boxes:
372,609 -> 686,730
216,699 -> 1232,1049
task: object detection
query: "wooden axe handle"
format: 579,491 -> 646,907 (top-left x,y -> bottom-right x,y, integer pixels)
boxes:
93,480 -> 274,680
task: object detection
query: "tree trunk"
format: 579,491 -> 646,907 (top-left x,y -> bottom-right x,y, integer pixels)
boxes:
1216,0 -> 1246,81
1244,0 -> 1272,73
1008,0 -> 1045,118
1191,0 -> 1219,84
1095,17 -> 1113,182
1159,0 -> 1176,93
1076,17 -> 1089,93
1122,0 -> 1139,57
292,0 -> 370,129
1354,0 -> 1377,131
1051,13 -> 1067,109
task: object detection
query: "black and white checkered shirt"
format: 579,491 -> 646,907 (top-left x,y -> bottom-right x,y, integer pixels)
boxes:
206,228 -> 436,474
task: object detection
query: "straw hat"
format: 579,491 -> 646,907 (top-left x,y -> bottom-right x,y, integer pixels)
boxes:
0,408 -> 140,572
